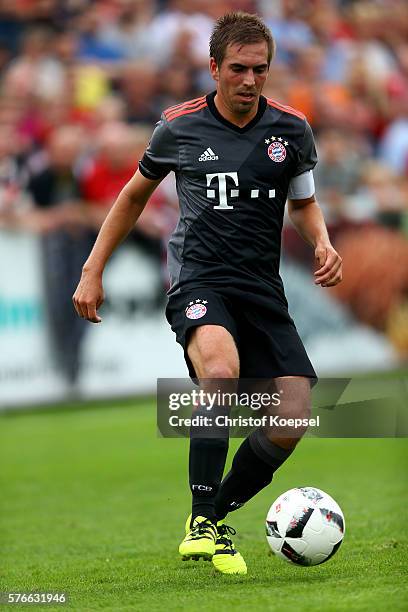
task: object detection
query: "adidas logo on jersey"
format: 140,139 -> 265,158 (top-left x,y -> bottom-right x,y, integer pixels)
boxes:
199,147 -> 219,161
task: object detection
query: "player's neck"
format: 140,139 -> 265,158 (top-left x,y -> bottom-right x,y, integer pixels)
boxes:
214,93 -> 260,128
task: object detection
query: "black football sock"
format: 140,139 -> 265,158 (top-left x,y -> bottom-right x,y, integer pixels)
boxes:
214,429 -> 294,521
189,438 -> 229,523
189,407 -> 229,524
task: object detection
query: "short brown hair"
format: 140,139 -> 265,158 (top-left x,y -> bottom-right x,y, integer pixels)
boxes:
209,12 -> 275,67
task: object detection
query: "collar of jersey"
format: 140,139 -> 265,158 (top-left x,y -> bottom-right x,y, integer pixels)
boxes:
206,91 -> 267,133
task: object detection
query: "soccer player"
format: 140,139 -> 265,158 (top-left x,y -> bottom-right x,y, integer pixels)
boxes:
73,12 -> 342,575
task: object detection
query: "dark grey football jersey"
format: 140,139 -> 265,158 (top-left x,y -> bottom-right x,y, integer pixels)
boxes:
139,92 -> 317,304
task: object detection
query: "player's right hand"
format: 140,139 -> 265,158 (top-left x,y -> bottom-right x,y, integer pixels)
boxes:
72,269 -> 104,323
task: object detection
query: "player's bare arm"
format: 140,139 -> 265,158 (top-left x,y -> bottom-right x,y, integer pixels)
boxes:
288,195 -> 343,288
72,170 -> 162,323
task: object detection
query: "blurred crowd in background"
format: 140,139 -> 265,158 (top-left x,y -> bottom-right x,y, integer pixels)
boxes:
0,0 -> 407,383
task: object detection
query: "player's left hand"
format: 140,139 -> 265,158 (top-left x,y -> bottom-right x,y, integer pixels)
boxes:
314,243 -> 342,287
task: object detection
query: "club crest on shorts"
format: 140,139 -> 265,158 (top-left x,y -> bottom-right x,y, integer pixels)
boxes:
185,299 -> 208,319
265,136 -> 288,163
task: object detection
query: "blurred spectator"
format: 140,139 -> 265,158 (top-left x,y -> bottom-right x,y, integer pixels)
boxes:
266,0 -> 314,66
142,0 -> 215,69
314,129 -> 363,221
379,113 -> 408,176
83,120 -> 179,246
347,161 -> 408,228
306,2 -> 352,83
120,62 -> 159,123
346,2 -> 396,82
91,94 -> 127,131
0,124 -> 29,225
80,121 -> 176,303
156,61 -> 196,109
315,129 -> 362,196
80,121 -> 144,227
386,43 -> 408,108
26,125 -> 90,386
97,0 -> 156,61
283,44 -> 351,128
4,27 -> 66,99
345,53 -> 389,139
53,28 -> 78,66
75,4 -> 126,63
262,63 -> 292,104
74,63 -> 110,112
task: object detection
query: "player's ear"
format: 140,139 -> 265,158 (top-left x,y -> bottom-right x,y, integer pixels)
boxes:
209,57 -> 219,82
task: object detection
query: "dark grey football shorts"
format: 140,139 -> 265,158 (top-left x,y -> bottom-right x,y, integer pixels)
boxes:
166,286 -> 316,381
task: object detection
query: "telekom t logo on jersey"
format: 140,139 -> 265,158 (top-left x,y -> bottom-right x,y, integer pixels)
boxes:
206,172 -> 275,210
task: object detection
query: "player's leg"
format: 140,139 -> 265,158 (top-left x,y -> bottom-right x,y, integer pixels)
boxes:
179,324 -> 238,561
215,376 -> 311,520
179,325 -> 247,572
166,290 -> 247,570
214,296 -> 315,519
187,324 -> 239,523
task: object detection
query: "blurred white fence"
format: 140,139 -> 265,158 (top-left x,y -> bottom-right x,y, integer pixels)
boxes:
0,230 -> 399,410
0,229 -> 185,409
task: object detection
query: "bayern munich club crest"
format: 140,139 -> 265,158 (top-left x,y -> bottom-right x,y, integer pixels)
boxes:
185,299 -> 208,320
265,135 -> 288,163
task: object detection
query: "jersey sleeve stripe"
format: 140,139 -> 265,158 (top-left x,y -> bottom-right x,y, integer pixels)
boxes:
164,96 -> 207,119
266,98 -> 306,121
165,99 -> 207,121
166,102 -> 208,122
164,95 -> 206,114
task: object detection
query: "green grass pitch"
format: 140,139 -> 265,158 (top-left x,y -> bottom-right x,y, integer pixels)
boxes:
1,399 -> 407,611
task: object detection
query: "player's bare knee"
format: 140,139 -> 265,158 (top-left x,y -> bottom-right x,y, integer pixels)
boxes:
203,361 -> 239,380
275,377 -> 311,417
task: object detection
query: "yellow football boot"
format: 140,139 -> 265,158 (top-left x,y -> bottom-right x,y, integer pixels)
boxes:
179,515 -> 217,561
212,520 -> 247,575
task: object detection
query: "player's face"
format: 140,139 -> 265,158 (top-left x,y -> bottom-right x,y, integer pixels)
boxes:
210,41 -> 269,119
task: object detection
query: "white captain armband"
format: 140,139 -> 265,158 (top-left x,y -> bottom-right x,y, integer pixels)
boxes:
287,170 -> 315,200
